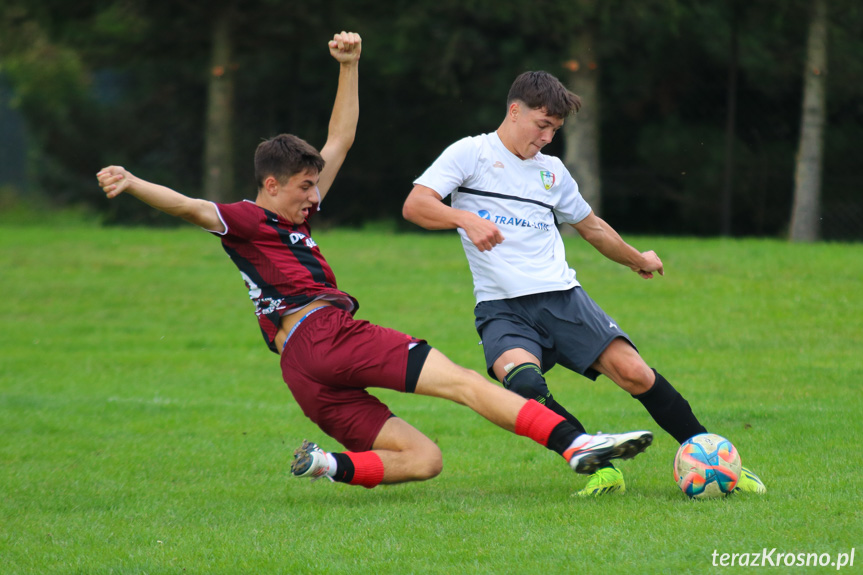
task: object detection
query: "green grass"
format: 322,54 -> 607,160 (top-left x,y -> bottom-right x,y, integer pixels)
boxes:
1,225 -> 861,574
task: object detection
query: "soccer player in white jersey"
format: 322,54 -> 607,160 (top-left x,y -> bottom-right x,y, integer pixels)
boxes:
403,71 -> 765,497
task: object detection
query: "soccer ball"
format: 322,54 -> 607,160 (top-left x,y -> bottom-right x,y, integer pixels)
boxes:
673,433 -> 742,499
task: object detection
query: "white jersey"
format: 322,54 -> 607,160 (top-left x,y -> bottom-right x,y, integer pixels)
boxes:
414,132 -> 592,303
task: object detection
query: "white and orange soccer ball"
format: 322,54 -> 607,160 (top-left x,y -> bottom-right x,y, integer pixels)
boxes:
673,433 -> 742,499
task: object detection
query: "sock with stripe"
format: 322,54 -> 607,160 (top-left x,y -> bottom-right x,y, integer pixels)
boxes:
515,399 -> 581,457
504,363 -> 587,434
340,451 -> 384,489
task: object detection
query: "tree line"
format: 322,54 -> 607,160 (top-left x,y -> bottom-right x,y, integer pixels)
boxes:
1,0 -> 861,240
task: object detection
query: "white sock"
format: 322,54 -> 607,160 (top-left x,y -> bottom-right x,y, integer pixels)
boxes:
325,452 -> 338,478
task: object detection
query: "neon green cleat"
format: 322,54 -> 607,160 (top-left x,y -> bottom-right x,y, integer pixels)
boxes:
734,466 -> 766,494
575,465 -> 626,497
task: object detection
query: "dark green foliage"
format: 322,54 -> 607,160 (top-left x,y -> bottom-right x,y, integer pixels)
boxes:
1,0 -> 861,236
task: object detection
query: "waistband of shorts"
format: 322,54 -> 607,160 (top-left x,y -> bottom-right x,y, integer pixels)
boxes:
282,305 -> 327,351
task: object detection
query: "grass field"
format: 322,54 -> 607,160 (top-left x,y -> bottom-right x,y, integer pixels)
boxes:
1,223 -> 861,574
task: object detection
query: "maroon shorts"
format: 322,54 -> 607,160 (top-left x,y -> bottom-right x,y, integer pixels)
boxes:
280,306 -> 425,451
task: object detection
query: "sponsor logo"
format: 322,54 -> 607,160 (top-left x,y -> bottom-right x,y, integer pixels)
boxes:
493,161 -> 505,169
289,232 -> 318,249
491,213 -> 551,231
540,170 -> 556,190
477,208 -> 551,231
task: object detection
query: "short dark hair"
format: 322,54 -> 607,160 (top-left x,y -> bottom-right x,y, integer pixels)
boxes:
254,134 -> 325,189
506,71 -> 581,118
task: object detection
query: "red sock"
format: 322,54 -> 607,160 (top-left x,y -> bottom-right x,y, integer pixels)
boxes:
345,451 -> 385,489
515,399 -> 566,447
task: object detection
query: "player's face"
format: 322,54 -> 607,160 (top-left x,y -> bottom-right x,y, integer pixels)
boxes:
511,105 -> 564,159
277,169 -> 321,224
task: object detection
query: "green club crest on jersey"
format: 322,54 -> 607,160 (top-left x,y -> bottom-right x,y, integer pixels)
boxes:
540,170 -> 555,190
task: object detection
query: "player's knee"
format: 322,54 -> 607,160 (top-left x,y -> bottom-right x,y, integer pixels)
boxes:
503,363 -> 552,403
424,451 -> 444,480
615,361 -> 654,394
414,442 -> 443,480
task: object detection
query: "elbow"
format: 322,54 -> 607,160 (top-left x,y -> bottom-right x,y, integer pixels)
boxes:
326,132 -> 356,156
402,198 -> 418,224
576,228 -> 598,244
402,196 -> 429,227
342,131 -> 356,150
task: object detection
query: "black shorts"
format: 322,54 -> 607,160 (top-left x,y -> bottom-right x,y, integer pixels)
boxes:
473,286 -> 636,381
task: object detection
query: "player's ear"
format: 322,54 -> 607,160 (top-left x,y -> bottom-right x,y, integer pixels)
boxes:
263,175 -> 279,196
509,102 -> 521,122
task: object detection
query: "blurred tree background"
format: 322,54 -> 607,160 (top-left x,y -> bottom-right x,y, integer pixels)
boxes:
1,0 -> 861,240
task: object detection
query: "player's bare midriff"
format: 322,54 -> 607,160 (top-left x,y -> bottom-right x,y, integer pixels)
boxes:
275,300 -> 334,352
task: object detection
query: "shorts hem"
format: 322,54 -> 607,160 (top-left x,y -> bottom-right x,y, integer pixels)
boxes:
353,410 -> 394,452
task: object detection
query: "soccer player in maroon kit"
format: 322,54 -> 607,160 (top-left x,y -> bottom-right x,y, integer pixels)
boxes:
96,31 -> 652,490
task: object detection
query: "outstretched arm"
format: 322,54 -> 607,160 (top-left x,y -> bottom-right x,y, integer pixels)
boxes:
403,184 -> 505,252
571,212 -> 663,279
96,166 -> 224,232
316,31 -> 361,201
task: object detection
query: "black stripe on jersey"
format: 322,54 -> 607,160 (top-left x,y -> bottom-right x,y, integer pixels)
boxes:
456,187 -> 555,211
221,243 -> 312,310
266,222 -> 334,288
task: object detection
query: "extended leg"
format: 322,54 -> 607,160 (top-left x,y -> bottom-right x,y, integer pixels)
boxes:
292,347 -> 652,488
592,338 -> 707,443
415,348 -> 652,474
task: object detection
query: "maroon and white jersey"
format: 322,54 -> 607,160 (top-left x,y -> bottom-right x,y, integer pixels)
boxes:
211,200 -> 358,353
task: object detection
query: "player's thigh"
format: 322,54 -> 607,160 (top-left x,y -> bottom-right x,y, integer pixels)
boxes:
476,316 -> 545,379
372,416 -> 438,454
413,348 -> 481,402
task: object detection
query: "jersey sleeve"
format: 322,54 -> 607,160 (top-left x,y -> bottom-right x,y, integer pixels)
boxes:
552,166 -> 592,224
413,137 -> 479,200
210,201 -> 263,240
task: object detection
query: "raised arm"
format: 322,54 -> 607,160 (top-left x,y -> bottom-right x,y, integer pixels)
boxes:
96,166 -> 224,232
403,184 -> 505,252
571,212 -> 663,279
316,31 -> 361,201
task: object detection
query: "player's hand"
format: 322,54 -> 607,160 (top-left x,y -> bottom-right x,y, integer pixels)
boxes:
328,31 -> 361,64
96,166 -> 133,199
631,250 -> 664,279
464,214 -> 504,252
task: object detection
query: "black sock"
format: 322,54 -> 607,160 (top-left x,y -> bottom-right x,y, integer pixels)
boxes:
633,369 -> 707,444
546,421 -> 581,456
331,452 -> 354,483
544,397 -> 588,435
